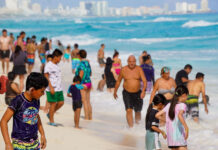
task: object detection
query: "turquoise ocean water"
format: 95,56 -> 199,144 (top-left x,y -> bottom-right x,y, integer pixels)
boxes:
1,13 -> 218,150
0,13 -> 218,77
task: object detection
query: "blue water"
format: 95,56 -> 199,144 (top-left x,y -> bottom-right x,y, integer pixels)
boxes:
1,13 -> 218,76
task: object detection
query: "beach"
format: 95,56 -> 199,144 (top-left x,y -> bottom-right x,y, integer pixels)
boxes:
1,13 -> 218,150
1,53 -> 218,150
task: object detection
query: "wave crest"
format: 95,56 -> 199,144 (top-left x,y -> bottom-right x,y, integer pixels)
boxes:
153,17 -> 183,22
117,36 -> 217,45
182,20 -> 218,28
52,34 -> 101,46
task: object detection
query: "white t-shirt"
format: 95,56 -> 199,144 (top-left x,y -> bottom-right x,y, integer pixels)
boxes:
0,36 -> 10,50
44,61 -> 62,92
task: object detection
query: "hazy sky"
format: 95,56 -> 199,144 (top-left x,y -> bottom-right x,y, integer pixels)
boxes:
0,0 -> 218,11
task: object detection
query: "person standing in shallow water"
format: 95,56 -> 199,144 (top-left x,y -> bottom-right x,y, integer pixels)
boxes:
97,44 -> 105,68
44,49 -> 64,126
112,50 -> 122,76
105,57 -> 117,93
175,64 -> 192,87
0,29 -> 12,74
140,56 -> 154,94
156,85 -> 189,150
114,55 -> 147,128
76,50 -> 92,120
187,72 -> 208,123
71,43 -> 80,74
150,67 -> 176,105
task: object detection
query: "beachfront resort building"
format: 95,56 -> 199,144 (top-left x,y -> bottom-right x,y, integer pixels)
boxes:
5,0 -> 18,10
201,0 -> 210,12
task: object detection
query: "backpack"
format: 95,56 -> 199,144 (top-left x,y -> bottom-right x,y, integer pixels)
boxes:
0,75 -> 8,94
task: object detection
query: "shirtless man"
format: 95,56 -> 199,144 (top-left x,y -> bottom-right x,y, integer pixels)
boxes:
97,44 -> 105,68
26,39 -> 37,73
0,29 -> 12,74
114,55 -> 147,128
71,43 -> 80,73
187,72 -> 208,123
17,31 -> 26,51
38,38 -> 46,73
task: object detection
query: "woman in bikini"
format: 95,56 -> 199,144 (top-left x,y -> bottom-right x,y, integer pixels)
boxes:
112,50 -> 122,76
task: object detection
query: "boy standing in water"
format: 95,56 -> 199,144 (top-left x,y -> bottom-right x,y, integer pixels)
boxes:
0,72 -> 48,150
67,76 -> 84,129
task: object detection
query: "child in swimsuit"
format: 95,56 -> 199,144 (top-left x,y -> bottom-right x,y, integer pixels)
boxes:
63,45 -> 71,63
67,76 -> 84,128
0,73 -> 48,150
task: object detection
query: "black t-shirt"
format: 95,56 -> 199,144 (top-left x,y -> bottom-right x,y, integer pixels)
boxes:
175,69 -> 188,86
146,108 -> 159,132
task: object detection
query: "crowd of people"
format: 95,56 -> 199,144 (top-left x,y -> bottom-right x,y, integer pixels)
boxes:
0,28 -> 210,150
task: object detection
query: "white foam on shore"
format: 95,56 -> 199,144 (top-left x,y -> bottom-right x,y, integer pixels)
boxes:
153,17 -> 184,22
74,18 -> 84,24
1,49 -> 218,149
182,20 -> 218,28
52,34 -> 102,46
117,35 -> 217,45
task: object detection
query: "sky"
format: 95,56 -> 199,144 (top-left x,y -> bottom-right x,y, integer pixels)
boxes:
0,0 -> 218,11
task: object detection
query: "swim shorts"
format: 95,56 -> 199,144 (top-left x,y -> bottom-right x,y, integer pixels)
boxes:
0,49 -> 10,59
46,91 -> 64,103
186,95 -> 199,118
83,82 -> 92,89
27,53 -> 35,65
12,138 -> 40,150
168,146 -> 187,149
72,101 -> 82,111
98,58 -> 105,65
40,53 -> 46,64
64,53 -> 70,60
122,89 -> 143,112
146,130 -> 161,150
72,58 -> 80,70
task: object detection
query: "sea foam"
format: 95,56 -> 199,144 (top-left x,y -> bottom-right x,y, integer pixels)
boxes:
182,20 -> 218,28
52,34 -> 102,46
117,36 -> 216,45
153,17 -> 183,22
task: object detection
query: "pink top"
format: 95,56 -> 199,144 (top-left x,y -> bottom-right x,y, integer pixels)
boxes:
163,103 -> 187,146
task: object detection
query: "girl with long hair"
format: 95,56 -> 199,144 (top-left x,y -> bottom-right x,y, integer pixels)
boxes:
156,85 -> 189,150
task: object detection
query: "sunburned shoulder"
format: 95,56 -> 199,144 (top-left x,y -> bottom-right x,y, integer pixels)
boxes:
169,77 -> 175,81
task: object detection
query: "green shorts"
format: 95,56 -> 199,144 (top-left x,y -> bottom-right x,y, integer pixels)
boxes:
46,91 -> 64,103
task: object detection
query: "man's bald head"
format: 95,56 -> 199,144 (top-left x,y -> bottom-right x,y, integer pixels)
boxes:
128,55 -> 136,61
127,55 -> 136,69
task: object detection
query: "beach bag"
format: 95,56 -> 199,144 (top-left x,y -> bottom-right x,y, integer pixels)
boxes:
0,75 -> 8,94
